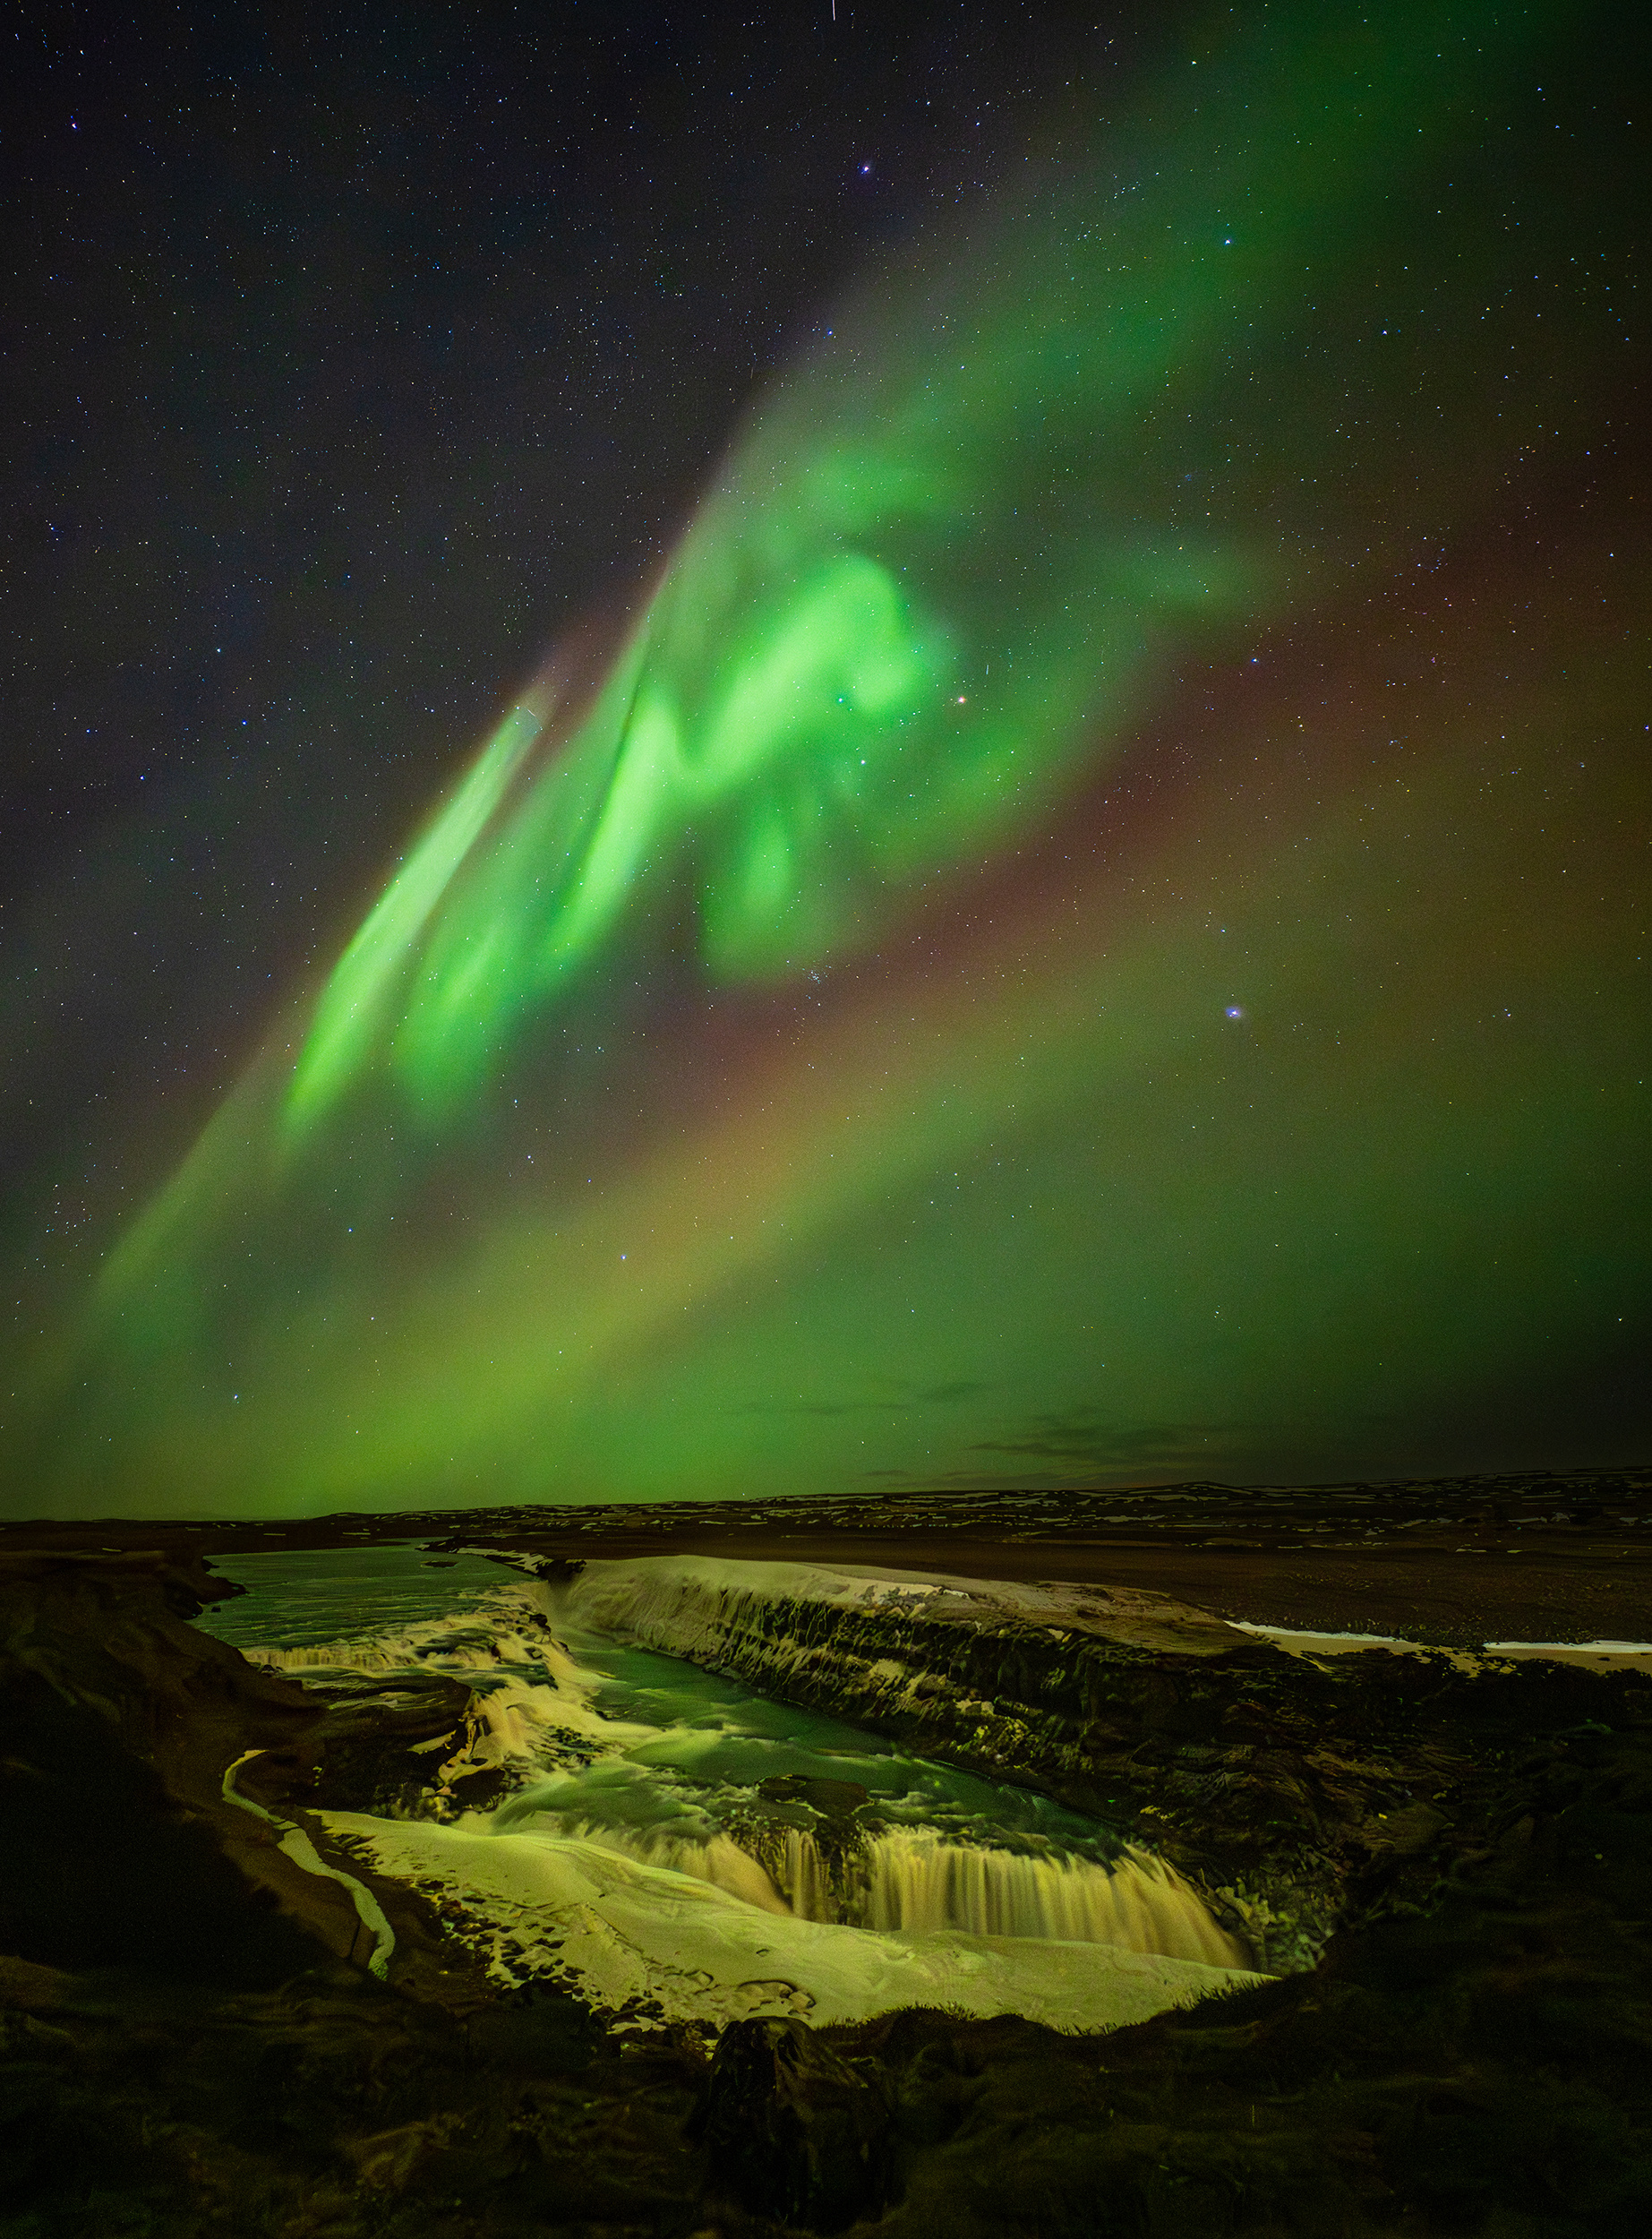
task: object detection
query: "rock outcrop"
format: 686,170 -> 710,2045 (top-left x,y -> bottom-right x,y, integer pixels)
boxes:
0,1548 -> 486,2001
693,2016 -> 893,2232
565,1554 -> 1652,1972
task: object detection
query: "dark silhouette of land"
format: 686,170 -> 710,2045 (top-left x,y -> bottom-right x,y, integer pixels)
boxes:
9,1466 -> 1650,1646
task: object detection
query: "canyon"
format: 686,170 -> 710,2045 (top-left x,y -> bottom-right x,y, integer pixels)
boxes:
3,1483 -> 1651,2234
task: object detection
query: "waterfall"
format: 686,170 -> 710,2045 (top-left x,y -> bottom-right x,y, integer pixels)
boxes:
852,1828 -> 1245,1967
235,1600 -> 657,1767
507,1817 -> 795,1916
208,1566 -> 1249,1972
237,1599 -> 578,1683
512,1814 -> 1247,1969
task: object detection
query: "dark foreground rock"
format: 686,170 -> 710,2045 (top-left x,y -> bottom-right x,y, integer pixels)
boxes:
0,1548 -> 491,1998
693,2018 -> 894,2232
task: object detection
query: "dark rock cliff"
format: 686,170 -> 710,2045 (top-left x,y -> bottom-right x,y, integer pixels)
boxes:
567,1560 -> 1652,1974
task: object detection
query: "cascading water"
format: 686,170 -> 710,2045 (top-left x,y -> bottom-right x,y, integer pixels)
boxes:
518,1814 -> 1246,1967
785,1824 -> 1242,1966
192,1545 -> 1265,2034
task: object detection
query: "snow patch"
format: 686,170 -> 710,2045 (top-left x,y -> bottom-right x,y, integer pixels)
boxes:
321,1810 -> 1263,2037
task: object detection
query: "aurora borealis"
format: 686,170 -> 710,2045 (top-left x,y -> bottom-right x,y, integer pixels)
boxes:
4,0 -> 1648,1518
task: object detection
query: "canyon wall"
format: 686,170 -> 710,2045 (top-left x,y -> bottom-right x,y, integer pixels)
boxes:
564,1555 -> 1651,1971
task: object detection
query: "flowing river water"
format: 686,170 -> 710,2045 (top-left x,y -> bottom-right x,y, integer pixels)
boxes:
194,1544 -> 1259,2034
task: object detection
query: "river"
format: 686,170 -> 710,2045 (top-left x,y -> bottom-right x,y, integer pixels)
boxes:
193,1542 -> 1258,2033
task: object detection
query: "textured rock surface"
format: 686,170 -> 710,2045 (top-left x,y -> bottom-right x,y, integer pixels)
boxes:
0,1548 -> 488,2001
568,1555 -> 1652,1972
299,1669 -> 481,1817
693,2016 -> 894,2232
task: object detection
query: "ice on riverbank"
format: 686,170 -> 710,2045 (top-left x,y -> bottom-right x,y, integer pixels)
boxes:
321,1810 -> 1264,2037
1228,1619 -> 1652,1674
565,1553 -> 1245,1659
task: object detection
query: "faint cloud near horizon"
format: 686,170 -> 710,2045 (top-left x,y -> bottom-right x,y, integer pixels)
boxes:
968,1412 -> 1249,1474
733,1378 -> 991,1420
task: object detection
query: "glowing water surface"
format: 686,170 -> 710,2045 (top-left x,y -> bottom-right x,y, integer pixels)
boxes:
196,1543 -> 518,1651
194,1545 -> 1254,2025
194,1543 -> 1125,1864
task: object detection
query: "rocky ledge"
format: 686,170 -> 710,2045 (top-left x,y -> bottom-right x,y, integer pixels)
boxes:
563,1554 -> 1652,1975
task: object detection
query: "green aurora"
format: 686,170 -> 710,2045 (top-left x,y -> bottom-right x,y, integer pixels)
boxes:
11,0 -> 1648,1515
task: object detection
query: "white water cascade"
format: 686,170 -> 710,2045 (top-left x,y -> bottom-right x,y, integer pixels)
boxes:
240,1600 -> 659,1784
214,1560 -> 1249,1974
239,1600 -> 570,1685
518,1816 -> 1247,1969
201,1549 -> 1270,2036
860,1828 -> 1243,1964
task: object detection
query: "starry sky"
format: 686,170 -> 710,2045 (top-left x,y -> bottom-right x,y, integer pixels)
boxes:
3,1 -> 1648,1519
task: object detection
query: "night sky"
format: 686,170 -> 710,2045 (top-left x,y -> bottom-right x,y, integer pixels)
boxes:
3,1 -> 1648,1519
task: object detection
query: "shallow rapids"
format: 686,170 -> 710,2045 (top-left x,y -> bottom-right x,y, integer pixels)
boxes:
193,1544 -> 1259,2031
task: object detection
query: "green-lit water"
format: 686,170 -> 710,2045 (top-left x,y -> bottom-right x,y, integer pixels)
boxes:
194,1544 -> 1122,1862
